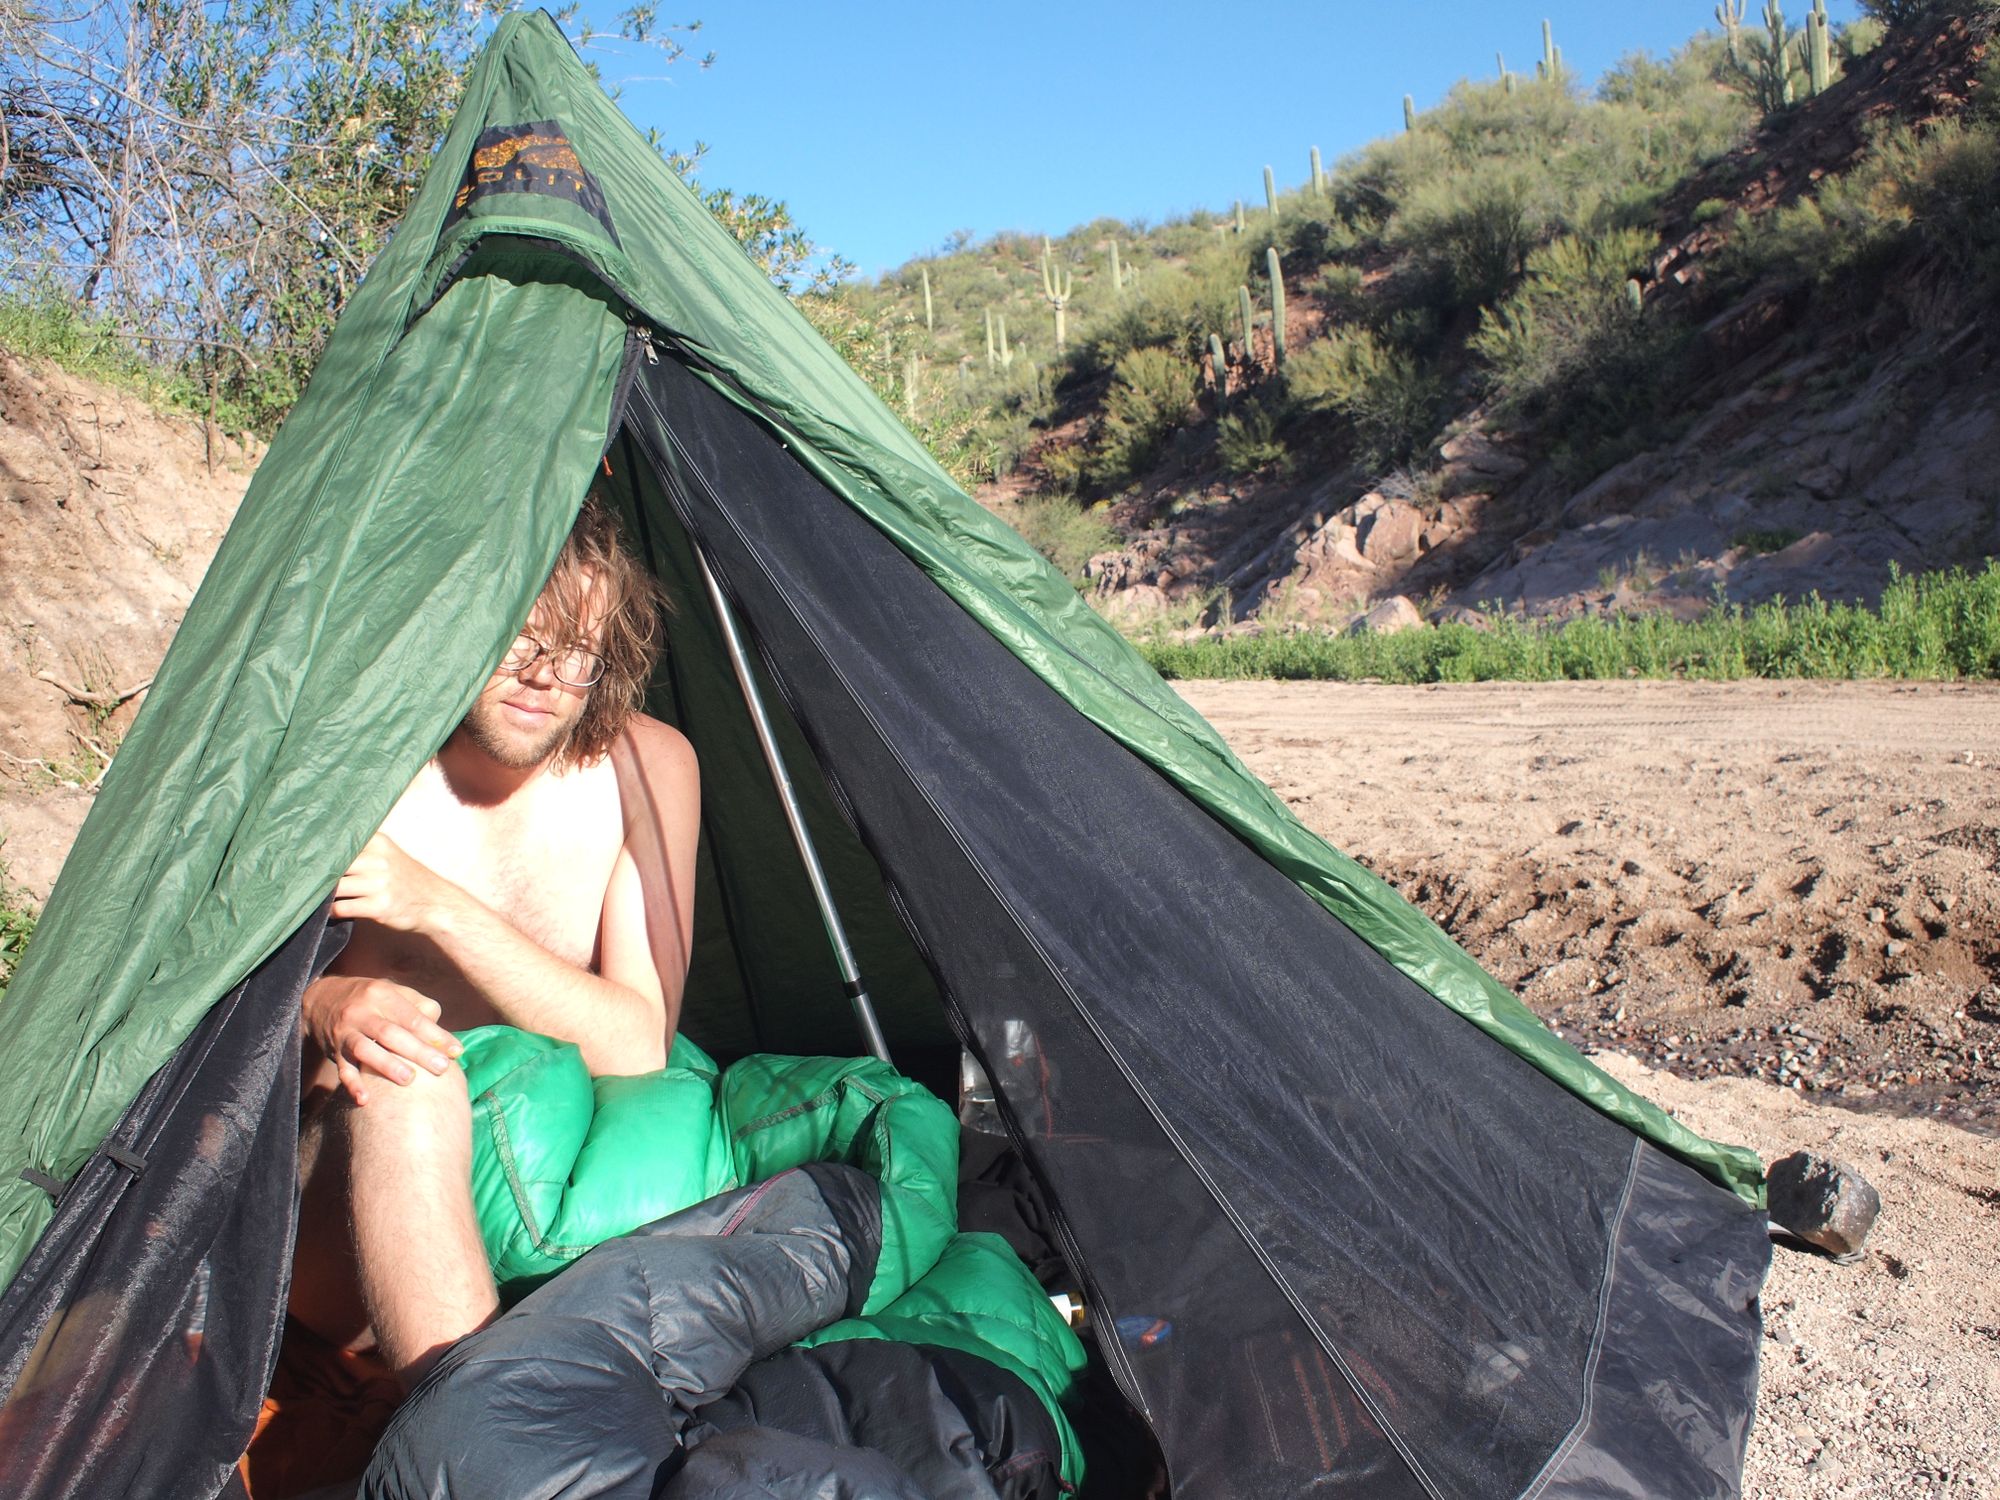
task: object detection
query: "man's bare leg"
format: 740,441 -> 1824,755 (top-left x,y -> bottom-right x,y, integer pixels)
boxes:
345,1061 -> 498,1385
291,1058 -> 498,1388
288,1073 -> 373,1353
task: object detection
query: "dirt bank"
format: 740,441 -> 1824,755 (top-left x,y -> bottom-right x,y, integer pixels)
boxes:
0,349 -> 257,898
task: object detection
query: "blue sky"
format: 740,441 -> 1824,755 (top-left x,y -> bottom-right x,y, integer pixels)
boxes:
581,1 -> 1862,281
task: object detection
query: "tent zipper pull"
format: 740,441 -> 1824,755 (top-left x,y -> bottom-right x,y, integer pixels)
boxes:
634,325 -> 658,365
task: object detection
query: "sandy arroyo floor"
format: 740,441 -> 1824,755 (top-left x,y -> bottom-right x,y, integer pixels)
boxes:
1184,679 -> 2000,1500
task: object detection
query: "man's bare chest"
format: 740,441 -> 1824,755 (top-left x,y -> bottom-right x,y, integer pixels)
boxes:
382,765 -> 626,967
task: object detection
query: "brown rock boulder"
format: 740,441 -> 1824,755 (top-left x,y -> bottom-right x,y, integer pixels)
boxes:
1356,501 -> 1423,563
1345,595 -> 1424,636
1767,1151 -> 1882,1260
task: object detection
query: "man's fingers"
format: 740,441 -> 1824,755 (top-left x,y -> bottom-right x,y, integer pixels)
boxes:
336,1055 -> 369,1107
348,1035 -> 417,1087
414,994 -> 444,1022
376,1021 -> 450,1076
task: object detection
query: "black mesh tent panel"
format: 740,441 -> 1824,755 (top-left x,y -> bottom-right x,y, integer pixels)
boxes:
0,909 -> 340,1500
626,353 -> 1768,1499
599,426 -> 953,1073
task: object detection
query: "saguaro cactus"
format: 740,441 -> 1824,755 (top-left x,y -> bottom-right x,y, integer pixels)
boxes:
996,312 -> 1012,371
1208,332 -> 1228,401
1537,19 -> 1563,82
1266,247 -> 1287,369
1806,0 -> 1832,95
1760,0 -> 1796,110
1238,284 -> 1255,350
1720,0 -> 1801,112
920,265 -> 934,333
1403,94 -> 1416,132
1234,200 -> 1246,235
1263,165 -> 1278,217
984,306 -> 995,370
1108,238 -> 1125,296
903,352 -> 920,419
1040,237 -> 1075,353
1716,0 -> 1745,66
1309,146 -> 1324,197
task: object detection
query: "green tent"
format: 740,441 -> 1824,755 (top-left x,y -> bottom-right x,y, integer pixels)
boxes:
0,14 -> 1771,1498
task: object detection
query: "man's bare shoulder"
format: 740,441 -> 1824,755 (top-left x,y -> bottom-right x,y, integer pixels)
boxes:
620,713 -> 697,780
611,714 -> 698,833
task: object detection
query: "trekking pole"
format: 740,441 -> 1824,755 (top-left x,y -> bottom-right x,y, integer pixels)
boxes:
695,549 -> 892,1064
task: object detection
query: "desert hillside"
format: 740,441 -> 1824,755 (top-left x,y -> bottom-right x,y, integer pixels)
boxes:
829,12 -> 2000,637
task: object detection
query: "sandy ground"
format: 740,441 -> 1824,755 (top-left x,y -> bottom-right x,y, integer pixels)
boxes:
1182,680 -> 2000,1500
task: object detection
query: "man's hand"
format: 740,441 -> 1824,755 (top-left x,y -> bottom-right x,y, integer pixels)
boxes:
304,973 -> 463,1106
332,833 -> 463,936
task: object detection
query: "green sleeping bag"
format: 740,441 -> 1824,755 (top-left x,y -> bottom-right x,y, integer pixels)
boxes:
718,1052 -> 957,1314
803,1231 -> 1090,1486
459,1026 -> 736,1293
458,1028 -> 956,1311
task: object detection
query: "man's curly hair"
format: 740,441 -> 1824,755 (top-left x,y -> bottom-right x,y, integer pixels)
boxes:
537,495 -> 667,768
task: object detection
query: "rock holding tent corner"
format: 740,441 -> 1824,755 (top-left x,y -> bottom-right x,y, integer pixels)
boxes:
1766,1150 -> 1882,1259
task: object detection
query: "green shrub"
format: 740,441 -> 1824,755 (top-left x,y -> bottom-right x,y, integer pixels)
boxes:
1693,197 -> 1730,224
1895,119 -> 2000,286
1387,168 -> 1562,310
1080,245 -> 1243,369
1039,440 -> 1088,496
1217,400 -> 1290,475
1087,346 -> 1200,488
1725,118 -> 2000,299
1285,327 -> 1446,469
1315,262 -> 1368,320
1471,226 -> 1683,444
1857,0 -> 1943,24
1838,18 -> 1887,59
0,867 -> 36,1004
1137,563 -> 2000,682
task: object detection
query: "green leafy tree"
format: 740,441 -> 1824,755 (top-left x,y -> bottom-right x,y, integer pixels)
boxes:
0,0 -> 811,430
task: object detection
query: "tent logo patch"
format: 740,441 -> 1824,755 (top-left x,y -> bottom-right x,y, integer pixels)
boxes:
445,120 -> 618,242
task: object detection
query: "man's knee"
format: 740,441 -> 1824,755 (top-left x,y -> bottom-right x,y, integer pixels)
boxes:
339,1062 -> 473,1158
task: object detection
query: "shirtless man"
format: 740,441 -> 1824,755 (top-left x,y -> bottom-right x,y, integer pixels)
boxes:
286,498 -> 700,1389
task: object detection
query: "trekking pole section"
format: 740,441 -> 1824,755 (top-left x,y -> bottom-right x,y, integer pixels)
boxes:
695,548 -> 892,1064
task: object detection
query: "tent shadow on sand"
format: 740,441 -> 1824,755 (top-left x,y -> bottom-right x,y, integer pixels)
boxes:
0,12 -> 1771,1498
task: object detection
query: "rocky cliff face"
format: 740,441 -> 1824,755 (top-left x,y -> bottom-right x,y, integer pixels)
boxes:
1218,313 -> 2000,630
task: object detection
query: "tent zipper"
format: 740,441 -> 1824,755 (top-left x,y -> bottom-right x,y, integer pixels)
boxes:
599,323 -> 657,464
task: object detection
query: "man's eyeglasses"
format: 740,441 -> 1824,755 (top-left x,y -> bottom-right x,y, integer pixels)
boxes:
499,634 -> 606,688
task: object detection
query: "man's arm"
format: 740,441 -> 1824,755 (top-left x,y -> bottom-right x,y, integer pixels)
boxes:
331,724 -> 700,1078
335,849 -> 664,1075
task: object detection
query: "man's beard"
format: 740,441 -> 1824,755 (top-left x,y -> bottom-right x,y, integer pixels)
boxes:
458,696 -> 576,770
